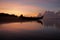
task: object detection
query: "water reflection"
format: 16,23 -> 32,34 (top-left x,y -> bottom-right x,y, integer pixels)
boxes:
0,20 -> 60,40
0,20 -> 43,24
0,21 -> 43,32
43,19 -> 60,29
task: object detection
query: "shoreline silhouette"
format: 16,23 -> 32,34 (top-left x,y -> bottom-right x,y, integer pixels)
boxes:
0,13 -> 43,24
0,13 -> 43,21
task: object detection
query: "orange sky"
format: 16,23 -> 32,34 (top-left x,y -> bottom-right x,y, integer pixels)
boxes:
0,0 -> 60,16
0,2 -> 45,17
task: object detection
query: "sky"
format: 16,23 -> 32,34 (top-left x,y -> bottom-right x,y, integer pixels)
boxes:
0,0 -> 60,16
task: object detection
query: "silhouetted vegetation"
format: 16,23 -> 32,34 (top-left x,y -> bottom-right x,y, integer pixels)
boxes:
19,14 -> 43,21
0,13 -> 17,17
0,13 -> 19,23
0,13 -> 43,21
0,13 -> 43,24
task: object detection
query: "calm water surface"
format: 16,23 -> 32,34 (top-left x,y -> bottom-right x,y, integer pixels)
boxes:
0,20 -> 60,40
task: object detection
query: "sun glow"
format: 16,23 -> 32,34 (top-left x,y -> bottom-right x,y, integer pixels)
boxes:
0,2 -> 45,17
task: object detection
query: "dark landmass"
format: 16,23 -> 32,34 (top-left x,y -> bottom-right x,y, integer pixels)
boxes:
0,13 -> 43,24
0,13 -> 18,22
0,13 -> 43,20
0,13 -> 43,21
19,14 -> 43,20
0,13 -> 17,17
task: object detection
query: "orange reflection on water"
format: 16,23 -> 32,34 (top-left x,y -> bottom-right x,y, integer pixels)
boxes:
0,22 -> 43,32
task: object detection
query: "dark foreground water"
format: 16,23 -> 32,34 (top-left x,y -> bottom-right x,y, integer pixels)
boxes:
0,20 -> 60,40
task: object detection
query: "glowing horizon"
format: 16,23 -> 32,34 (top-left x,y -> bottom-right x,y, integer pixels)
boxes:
0,2 -> 45,16
0,0 -> 60,16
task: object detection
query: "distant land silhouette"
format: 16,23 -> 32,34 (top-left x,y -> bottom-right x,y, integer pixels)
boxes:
0,13 -> 18,22
0,13 -> 43,20
0,13 -> 17,17
0,13 -> 43,24
19,14 -> 43,21
0,11 -> 60,23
